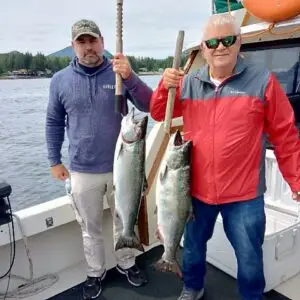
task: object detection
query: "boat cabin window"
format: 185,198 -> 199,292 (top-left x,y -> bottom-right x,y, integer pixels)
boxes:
240,38 -> 300,124
214,0 -> 243,14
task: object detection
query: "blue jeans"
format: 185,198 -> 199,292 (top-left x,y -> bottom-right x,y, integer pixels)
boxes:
183,196 -> 266,300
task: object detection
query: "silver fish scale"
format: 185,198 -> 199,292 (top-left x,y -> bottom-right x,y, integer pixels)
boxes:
157,151 -> 191,261
114,139 -> 145,236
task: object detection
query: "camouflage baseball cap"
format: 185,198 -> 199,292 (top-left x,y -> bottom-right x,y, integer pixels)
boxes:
72,19 -> 102,40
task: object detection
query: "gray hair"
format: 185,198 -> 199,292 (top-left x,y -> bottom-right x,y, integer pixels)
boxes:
202,14 -> 241,40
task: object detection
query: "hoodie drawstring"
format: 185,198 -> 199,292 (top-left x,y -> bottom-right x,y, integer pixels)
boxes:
87,78 -> 92,104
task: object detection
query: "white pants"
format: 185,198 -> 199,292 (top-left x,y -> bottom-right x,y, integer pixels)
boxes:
70,171 -> 135,277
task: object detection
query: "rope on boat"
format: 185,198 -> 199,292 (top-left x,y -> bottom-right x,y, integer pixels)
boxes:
0,214 -> 58,299
243,23 -> 300,39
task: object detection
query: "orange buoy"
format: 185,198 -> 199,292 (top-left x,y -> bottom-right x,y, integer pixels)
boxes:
243,0 -> 300,23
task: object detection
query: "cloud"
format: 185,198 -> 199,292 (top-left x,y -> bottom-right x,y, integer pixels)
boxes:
0,0 -> 210,58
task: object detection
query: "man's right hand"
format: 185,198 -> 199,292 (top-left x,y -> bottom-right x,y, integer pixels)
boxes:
162,68 -> 184,89
51,164 -> 70,181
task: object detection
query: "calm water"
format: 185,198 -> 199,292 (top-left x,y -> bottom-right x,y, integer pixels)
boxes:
0,75 -> 161,211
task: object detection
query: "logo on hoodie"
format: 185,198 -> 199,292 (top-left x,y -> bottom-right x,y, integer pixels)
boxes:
103,84 -> 115,90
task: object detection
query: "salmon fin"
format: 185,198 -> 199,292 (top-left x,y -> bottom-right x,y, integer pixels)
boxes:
114,209 -> 120,221
155,227 -> 164,242
142,174 -> 148,193
115,233 -> 144,252
159,164 -> 168,182
117,142 -> 124,160
153,258 -> 182,278
186,209 -> 195,222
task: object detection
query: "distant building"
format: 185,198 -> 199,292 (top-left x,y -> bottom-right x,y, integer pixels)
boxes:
139,68 -> 148,72
12,69 -> 28,76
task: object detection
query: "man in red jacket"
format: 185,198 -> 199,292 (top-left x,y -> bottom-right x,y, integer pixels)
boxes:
150,14 -> 300,300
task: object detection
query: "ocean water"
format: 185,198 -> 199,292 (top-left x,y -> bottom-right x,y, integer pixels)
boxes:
0,75 -> 161,211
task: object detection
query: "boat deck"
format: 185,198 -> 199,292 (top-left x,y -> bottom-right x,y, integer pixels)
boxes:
49,245 -> 290,300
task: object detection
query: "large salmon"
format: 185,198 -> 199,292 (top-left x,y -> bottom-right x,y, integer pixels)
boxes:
113,107 -> 148,252
154,130 -> 192,276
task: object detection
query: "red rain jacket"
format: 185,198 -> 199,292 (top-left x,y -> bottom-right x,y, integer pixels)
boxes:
150,57 -> 300,204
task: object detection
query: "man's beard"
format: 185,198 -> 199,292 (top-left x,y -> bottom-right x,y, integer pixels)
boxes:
80,52 -> 103,67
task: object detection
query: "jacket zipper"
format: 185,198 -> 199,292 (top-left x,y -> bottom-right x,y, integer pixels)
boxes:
213,86 -> 219,204
211,74 -> 240,203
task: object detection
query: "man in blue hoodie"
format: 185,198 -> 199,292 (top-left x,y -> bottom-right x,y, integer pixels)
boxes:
45,19 -> 152,299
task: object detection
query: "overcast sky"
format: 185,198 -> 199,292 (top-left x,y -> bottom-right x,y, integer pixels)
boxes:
0,0 -> 211,58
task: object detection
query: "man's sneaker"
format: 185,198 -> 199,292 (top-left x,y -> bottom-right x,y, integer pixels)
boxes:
116,264 -> 147,287
83,270 -> 106,299
177,287 -> 204,300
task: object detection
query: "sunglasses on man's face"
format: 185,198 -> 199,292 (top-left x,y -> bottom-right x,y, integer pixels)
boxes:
204,35 -> 237,49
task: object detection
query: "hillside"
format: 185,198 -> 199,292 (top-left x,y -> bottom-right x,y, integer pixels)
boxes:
49,46 -> 113,59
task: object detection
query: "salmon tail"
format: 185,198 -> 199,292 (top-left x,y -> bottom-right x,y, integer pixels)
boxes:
153,258 -> 182,278
115,233 -> 144,252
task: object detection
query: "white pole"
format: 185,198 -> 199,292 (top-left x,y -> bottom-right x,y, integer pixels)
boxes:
210,0 -> 215,15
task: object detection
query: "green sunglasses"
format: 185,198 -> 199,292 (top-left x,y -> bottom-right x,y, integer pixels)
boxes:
204,35 -> 237,49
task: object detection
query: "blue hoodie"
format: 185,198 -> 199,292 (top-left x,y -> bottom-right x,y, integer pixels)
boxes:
45,56 -> 152,173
